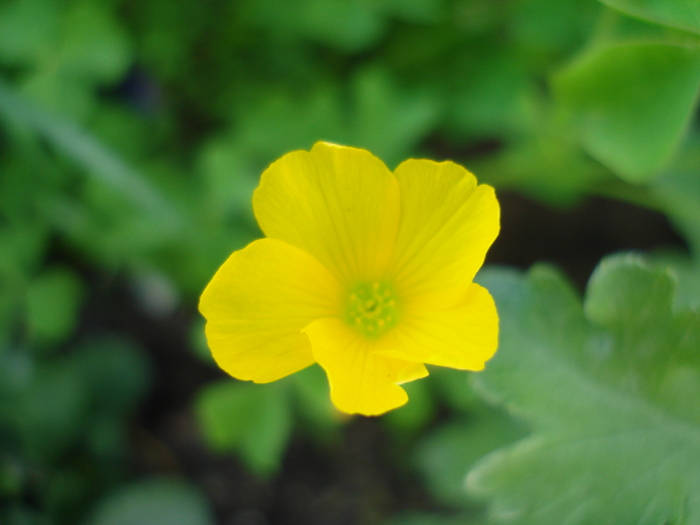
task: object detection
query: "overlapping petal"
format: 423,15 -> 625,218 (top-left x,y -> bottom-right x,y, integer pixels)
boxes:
303,318 -> 429,415
199,239 -> 341,383
253,142 -> 400,284
379,283 -> 498,370
388,159 -> 499,306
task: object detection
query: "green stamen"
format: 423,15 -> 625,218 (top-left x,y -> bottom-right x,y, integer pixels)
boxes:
346,281 -> 398,337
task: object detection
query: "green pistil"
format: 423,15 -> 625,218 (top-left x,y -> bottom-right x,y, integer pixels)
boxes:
346,281 -> 398,338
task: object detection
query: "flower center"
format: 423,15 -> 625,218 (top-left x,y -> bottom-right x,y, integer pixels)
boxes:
346,281 -> 398,338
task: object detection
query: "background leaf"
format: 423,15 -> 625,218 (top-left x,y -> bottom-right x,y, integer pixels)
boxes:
554,42 -> 700,182
89,478 -> 215,525
26,267 -> 84,344
0,82 -> 181,227
196,380 -> 293,476
468,256 -> 700,524
414,404 -> 527,508
653,167 -> 700,255
598,0 -> 700,35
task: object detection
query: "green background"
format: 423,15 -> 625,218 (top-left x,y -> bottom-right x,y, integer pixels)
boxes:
1,0 -> 700,523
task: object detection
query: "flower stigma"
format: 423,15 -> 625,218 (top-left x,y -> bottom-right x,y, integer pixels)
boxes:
345,281 -> 399,338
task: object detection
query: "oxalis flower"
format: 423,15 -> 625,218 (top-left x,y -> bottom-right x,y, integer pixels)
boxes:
200,142 -> 500,416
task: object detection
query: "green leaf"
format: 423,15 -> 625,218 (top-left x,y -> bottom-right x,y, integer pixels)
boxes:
445,50 -> 531,139
290,364 -> 342,439
383,378 -> 435,437
233,85 -> 346,162
598,0 -> 700,35
246,0 -> 386,53
85,414 -> 127,461
0,0 -> 58,66
378,0 -> 444,24
648,253 -> 700,310
0,505 -> 52,525
59,0 -> 132,83
196,380 -> 293,477
197,140 -> 257,221
0,351 -> 33,396
470,123 -> 608,207
76,338 -> 152,417
351,67 -> 441,167
0,217 -> 49,343
554,42 -> 700,182
20,70 -> 96,124
468,256 -> 700,524
415,406 -> 527,508
44,467 -> 89,518
653,169 -> 700,256
189,317 -> 214,365
89,478 -> 214,525
512,0 -> 602,63
0,81 -> 182,228
428,368 -> 479,414
301,0 -> 385,52
12,360 -> 90,461
383,513 -> 485,525
25,267 -> 84,344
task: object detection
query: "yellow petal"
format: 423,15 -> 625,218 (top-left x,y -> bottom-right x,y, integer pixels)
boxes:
303,318 -> 428,416
199,239 -> 341,383
388,159 -> 499,306
396,360 -> 429,384
253,142 -> 400,285
380,283 -> 498,370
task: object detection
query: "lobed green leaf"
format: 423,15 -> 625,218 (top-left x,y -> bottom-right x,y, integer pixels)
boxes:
468,255 -> 700,524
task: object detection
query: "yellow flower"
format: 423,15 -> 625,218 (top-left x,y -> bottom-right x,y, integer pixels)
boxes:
199,142 -> 500,416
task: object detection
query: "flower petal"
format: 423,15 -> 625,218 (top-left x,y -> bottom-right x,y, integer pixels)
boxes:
253,142 -> 400,284
199,239 -> 341,383
303,318 -> 428,415
380,283 -> 498,370
388,159 -> 499,305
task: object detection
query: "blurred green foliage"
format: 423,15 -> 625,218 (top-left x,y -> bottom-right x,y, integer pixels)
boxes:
0,0 -> 699,523
88,478 -> 215,525
598,0 -> 700,35
555,42 -> 700,182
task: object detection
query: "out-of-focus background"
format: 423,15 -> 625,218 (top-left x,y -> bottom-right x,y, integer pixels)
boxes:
2,0 -> 700,524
